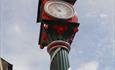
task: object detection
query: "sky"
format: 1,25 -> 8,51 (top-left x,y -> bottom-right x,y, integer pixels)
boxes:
0,0 -> 115,70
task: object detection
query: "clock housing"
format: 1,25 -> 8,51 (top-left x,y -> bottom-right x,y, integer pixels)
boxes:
37,0 -> 78,23
37,0 -> 80,49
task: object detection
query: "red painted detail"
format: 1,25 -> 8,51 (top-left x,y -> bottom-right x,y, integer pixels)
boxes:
53,25 -> 67,35
68,15 -> 78,23
42,32 -> 48,41
47,41 -> 70,52
74,27 -> 79,32
48,45 -> 69,54
43,0 -> 47,5
40,44 -> 44,49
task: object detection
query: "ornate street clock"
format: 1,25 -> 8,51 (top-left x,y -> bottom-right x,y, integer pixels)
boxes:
37,0 -> 79,48
36,0 -> 80,70
44,1 -> 75,20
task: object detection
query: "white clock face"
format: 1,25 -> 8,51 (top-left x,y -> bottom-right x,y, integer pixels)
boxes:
44,1 -> 75,19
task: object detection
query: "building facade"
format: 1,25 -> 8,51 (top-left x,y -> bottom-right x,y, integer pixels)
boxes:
0,58 -> 13,70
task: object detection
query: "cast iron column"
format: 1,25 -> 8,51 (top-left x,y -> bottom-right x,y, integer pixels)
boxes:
47,41 -> 71,70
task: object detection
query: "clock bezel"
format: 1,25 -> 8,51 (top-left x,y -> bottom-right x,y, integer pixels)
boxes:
44,1 -> 75,20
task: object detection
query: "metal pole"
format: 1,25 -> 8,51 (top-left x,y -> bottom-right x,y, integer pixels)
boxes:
47,41 -> 71,70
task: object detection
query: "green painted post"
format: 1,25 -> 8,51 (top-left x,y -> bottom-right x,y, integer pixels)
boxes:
47,41 -> 71,70
50,48 -> 70,70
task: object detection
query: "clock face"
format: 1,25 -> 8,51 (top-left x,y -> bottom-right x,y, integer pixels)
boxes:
44,1 -> 75,19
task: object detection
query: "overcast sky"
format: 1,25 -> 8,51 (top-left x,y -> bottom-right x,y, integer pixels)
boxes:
0,0 -> 115,70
